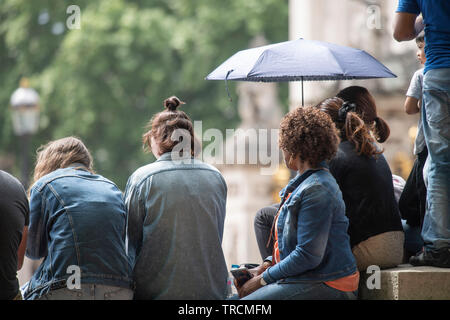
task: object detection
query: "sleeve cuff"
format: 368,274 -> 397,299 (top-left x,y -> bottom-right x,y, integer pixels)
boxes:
262,268 -> 276,285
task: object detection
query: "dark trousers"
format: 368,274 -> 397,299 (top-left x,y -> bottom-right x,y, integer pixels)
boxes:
399,147 -> 428,228
254,204 -> 279,260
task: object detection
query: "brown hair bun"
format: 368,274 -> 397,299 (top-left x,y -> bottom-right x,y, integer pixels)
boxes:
163,96 -> 185,111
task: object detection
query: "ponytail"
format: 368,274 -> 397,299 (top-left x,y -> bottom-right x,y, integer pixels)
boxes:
315,97 -> 382,158
344,112 -> 382,157
373,116 -> 390,143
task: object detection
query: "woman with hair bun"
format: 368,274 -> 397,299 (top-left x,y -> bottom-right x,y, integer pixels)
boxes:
315,97 -> 404,271
125,96 -> 229,300
336,85 -> 391,143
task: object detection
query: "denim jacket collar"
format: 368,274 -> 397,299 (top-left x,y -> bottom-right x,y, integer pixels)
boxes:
279,161 -> 329,198
156,152 -> 193,162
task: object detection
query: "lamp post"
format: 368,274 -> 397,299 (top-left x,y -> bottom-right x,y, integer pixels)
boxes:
10,78 -> 40,188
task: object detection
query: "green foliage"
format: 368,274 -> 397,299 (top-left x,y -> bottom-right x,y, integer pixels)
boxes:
0,0 -> 288,189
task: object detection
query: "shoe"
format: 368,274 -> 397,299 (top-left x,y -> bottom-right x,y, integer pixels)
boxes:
409,247 -> 450,268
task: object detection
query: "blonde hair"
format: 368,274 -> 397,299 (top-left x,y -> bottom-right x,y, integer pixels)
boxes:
31,137 -> 94,187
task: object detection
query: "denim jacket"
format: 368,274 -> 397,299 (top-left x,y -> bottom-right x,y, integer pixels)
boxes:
124,153 -> 228,300
262,164 -> 357,284
24,165 -> 133,300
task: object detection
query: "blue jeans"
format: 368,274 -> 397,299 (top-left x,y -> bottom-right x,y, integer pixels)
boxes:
240,282 -> 357,300
421,68 -> 450,250
37,284 -> 133,300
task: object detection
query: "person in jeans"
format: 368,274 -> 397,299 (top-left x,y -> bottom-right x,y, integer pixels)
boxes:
398,31 -> 427,259
125,96 -> 228,300
0,171 -> 29,300
238,106 -> 358,300
23,137 -> 133,300
255,98 -> 404,272
394,0 -> 450,267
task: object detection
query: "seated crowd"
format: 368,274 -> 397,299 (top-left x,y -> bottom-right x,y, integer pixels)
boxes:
0,88 -> 430,300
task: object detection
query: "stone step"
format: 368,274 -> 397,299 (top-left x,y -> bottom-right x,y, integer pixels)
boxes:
358,264 -> 450,300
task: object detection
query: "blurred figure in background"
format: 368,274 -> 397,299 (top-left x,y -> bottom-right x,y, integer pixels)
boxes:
0,171 -> 29,300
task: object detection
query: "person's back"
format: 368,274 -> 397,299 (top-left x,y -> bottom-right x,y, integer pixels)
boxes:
23,137 -> 133,300
315,98 -> 404,271
329,141 -> 403,248
0,171 -> 29,300
125,154 -> 228,299
125,96 -> 228,300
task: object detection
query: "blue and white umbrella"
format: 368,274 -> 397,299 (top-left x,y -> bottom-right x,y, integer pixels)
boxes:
206,38 -> 396,105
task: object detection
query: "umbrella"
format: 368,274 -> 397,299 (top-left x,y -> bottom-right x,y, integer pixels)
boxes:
205,38 -> 396,105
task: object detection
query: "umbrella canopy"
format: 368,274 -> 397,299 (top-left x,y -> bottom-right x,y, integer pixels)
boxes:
205,38 -> 396,104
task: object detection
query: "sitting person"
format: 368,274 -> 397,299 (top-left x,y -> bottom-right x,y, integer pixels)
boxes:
255,98 -> 404,272
0,171 -> 29,300
316,98 -> 404,270
238,106 -> 358,300
336,85 -> 391,144
24,137 -> 133,300
124,96 -> 228,300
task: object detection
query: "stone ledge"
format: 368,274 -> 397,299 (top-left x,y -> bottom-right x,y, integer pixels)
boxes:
358,264 -> 450,300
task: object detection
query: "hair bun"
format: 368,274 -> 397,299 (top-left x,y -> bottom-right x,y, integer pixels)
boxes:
164,96 -> 185,111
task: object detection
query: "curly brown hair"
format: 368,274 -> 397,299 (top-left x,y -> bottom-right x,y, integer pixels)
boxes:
279,106 -> 340,167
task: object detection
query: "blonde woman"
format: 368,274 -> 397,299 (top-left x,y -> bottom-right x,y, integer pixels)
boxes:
23,137 -> 133,300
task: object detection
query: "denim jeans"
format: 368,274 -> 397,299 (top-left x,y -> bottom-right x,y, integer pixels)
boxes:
37,284 -> 133,300
420,68 -> 450,250
240,282 -> 357,300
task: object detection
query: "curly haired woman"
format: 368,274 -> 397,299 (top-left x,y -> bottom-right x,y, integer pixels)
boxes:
237,106 -> 358,300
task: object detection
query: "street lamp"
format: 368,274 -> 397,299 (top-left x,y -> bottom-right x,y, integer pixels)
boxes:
10,77 -> 40,188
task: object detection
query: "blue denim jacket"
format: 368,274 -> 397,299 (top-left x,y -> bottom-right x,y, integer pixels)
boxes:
263,165 -> 357,284
124,153 -> 228,299
24,165 -> 133,300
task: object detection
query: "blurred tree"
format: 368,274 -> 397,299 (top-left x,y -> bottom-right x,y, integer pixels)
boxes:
0,0 -> 288,189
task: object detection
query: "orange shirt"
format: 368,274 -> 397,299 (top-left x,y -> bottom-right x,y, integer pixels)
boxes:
324,271 -> 360,292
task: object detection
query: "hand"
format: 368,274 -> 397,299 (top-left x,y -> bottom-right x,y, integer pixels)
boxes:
248,261 -> 271,277
236,274 -> 263,298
